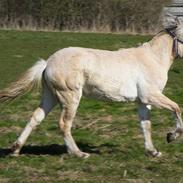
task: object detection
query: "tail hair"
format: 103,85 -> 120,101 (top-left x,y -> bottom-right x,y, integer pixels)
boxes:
0,59 -> 47,103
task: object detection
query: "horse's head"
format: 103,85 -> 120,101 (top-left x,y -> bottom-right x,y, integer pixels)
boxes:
163,14 -> 183,58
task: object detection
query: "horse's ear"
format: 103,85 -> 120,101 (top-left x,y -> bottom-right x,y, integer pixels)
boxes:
163,13 -> 178,29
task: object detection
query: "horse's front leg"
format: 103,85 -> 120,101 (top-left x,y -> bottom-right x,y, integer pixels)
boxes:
138,102 -> 162,157
146,92 -> 183,143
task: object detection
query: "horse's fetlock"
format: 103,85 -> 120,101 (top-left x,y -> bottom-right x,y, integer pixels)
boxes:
176,127 -> 183,134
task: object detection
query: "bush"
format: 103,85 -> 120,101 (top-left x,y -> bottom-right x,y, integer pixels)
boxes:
0,0 -> 171,33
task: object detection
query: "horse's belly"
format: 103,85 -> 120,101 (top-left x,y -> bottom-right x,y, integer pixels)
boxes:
83,82 -> 137,102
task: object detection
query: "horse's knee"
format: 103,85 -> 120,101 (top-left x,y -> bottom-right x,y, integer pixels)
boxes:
30,108 -> 45,128
141,120 -> 151,130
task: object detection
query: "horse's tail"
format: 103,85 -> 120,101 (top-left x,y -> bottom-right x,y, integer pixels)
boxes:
0,59 -> 47,103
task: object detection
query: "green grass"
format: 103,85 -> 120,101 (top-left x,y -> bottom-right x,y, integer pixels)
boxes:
0,30 -> 183,183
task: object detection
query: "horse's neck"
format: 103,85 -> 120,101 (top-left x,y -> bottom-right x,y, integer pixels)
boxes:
149,33 -> 174,70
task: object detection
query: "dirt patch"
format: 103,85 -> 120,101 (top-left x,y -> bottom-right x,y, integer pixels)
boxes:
0,178 -> 10,183
57,170 -> 88,181
0,126 -> 22,134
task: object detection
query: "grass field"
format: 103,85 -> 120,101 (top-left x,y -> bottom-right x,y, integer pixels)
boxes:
0,30 -> 183,183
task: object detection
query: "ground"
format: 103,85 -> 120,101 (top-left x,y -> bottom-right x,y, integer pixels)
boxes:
0,30 -> 183,183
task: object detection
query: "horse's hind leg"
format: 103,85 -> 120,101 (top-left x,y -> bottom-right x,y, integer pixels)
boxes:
56,89 -> 90,158
11,84 -> 57,156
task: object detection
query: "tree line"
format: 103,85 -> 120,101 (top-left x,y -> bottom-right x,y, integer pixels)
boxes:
0,0 -> 171,33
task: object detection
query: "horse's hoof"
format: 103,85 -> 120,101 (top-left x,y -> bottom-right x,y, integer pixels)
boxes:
75,151 -> 90,159
11,141 -> 21,151
153,151 -> 162,157
167,132 -> 176,143
146,150 -> 162,158
10,152 -> 20,157
68,149 -> 90,158
11,142 -> 21,156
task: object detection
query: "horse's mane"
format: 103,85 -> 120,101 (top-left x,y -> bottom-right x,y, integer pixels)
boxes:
148,30 -> 167,47
118,30 -> 167,50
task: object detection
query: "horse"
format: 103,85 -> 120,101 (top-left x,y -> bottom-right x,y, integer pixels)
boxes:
1,15 -> 183,158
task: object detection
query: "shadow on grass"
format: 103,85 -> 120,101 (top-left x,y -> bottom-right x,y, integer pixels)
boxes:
0,143 -> 103,157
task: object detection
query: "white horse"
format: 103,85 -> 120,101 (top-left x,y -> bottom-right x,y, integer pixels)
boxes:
1,15 -> 183,158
